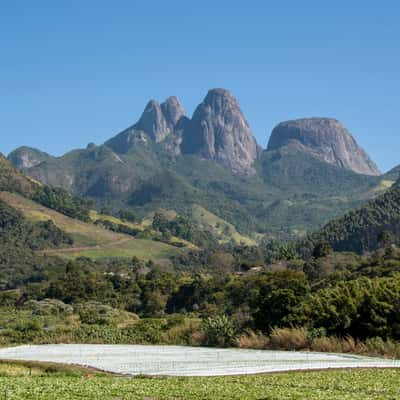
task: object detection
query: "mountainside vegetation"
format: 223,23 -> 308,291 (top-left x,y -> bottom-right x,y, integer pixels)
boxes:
301,180 -> 400,255
11,145 -> 390,241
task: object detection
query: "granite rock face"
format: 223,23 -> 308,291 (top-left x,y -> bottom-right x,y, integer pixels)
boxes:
8,147 -> 53,169
106,96 -> 186,153
161,96 -> 186,128
105,89 -> 259,173
267,118 -> 380,176
182,88 -> 259,174
135,97 -> 185,143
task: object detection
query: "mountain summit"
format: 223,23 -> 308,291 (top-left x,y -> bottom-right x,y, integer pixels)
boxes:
182,89 -> 259,174
105,96 -> 186,153
267,118 -> 380,176
105,89 -> 259,174
135,97 -> 186,142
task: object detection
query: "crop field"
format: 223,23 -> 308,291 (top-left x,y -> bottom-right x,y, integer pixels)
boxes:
0,363 -> 399,399
0,345 -> 399,377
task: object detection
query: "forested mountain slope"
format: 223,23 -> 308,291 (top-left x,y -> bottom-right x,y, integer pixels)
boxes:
302,181 -> 400,254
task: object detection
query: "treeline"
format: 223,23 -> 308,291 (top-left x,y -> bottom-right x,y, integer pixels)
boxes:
32,186 -> 92,222
5,246 -> 399,343
0,199 -> 73,289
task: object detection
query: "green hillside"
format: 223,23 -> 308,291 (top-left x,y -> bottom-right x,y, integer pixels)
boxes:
301,181 -> 400,254
190,204 -> 256,245
7,142 -> 397,242
0,191 -> 184,261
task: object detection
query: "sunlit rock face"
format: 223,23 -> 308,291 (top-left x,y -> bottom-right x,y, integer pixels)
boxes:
268,118 -> 380,176
182,88 -> 259,174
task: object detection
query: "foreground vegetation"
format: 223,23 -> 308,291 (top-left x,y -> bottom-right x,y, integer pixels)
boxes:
2,153 -> 400,360
2,242 -> 400,358
0,361 -> 398,399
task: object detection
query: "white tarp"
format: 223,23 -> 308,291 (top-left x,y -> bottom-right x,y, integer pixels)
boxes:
0,344 -> 399,376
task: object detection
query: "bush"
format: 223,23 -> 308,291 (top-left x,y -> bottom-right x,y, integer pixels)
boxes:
75,302 -> 135,325
201,314 -> 236,347
24,299 -> 73,316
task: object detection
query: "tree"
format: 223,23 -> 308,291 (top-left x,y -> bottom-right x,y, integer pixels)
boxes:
377,231 -> 395,249
118,209 -> 136,223
312,241 -> 333,258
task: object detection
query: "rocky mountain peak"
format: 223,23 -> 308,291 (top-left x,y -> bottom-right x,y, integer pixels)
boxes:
134,99 -> 170,143
161,96 -> 186,127
203,88 -> 239,105
182,88 -> 259,174
267,118 -> 381,176
134,96 -> 186,143
105,96 -> 185,154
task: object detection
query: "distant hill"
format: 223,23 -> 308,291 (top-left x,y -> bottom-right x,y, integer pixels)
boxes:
0,156 -> 189,268
8,146 -> 53,170
384,165 -> 400,181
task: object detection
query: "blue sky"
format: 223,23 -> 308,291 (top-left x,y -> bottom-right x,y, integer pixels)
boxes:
1,1 -> 399,172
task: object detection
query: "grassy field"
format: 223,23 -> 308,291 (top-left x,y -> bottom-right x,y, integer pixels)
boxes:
191,204 -> 256,245
0,361 -> 398,399
53,238 -> 183,261
0,192 -> 184,261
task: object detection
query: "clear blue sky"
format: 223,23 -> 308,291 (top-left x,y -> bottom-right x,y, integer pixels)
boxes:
1,1 -> 399,172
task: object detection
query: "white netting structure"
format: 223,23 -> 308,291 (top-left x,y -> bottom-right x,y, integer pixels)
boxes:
0,344 -> 399,376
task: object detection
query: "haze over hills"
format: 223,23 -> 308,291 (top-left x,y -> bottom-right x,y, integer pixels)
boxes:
8,88 -> 396,240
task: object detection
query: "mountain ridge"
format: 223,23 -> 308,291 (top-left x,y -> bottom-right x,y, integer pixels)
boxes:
6,88 -> 392,240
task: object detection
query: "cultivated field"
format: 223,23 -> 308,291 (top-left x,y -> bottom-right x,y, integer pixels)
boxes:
0,362 -> 398,399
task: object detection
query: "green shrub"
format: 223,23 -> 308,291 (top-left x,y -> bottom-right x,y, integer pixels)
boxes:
202,314 -> 236,347
24,299 -> 73,316
75,302 -> 122,325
